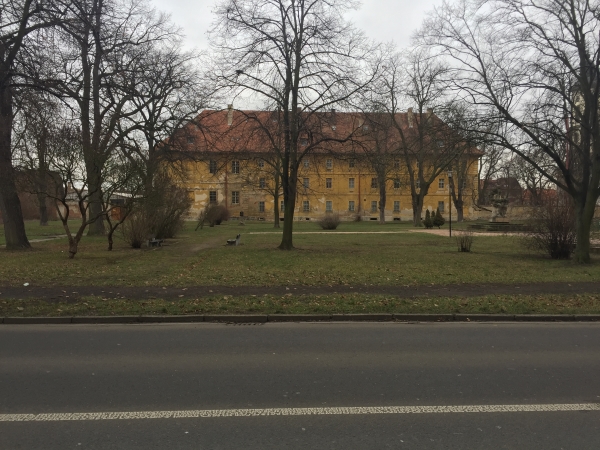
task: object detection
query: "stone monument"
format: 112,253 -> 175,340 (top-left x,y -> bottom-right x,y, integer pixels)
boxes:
490,190 -> 509,223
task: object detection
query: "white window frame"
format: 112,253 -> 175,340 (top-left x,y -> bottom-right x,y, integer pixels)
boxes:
348,201 -> 355,212
349,178 -> 355,189
326,201 -> 333,212
326,159 -> 333,170
303,201 -> 310,212
232,160 -> 240,174
393,201 -> 400,212
232,191 -> 240,204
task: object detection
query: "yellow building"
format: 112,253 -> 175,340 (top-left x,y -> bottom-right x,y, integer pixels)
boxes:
177,109 -> 480,222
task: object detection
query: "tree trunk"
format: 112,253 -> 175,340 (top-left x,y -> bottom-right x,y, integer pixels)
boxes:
412,194 -> 424,227
85,162 -> 105,235
573,196 -> 595,264
273,192 -> 280,228
107,228 -> 114,251
378,174 -> 386,224
0,81 -> 30,249
279,174 -> 297,250
455,198 -> 464,222
37,191 -> 49,226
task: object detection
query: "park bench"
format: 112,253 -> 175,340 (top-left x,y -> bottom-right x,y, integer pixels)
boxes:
227,234 -> 241,246
148,238 -> 164,247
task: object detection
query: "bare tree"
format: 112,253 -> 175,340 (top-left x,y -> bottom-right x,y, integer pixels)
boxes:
375,49 -> 465,226
47,0 -> 175,236
0,0 -> 64,248
422,0 -> 600,263
210,0 -> 376,249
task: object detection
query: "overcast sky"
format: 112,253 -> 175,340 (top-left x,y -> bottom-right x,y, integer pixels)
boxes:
150,0 -> 444,52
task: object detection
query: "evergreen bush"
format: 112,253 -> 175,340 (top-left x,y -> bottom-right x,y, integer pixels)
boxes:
424,210 -> 433,228
433,208 -> 445,228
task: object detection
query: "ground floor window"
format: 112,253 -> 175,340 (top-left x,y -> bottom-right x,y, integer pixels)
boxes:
348,201 -> 355,212
209,191 -> 217,204
326,201 -> 332,212
303,200 -> 310,212
259,201 -> 265,212
371,201 -> 378,213
280,200 -> 284,211
438,201 -> 444,212
232,191 -> 240,205
394,201 -> 400,212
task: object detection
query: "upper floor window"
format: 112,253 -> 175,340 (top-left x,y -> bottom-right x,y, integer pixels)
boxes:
326,178 -> 332,189
439,178 -> 445,189
303,178 -> 310,188
326,159 -> 333,170
371,178 -> 377,189
349,159 -> 355,168
232,160 -> 240,174
303,159 -> 310,168
348,178 -> 355,189
393,160 -> 400,169
187,136 -> 195,144
259,178 -> 266,189
257,159 -> 265,168
209,160 -> 217,174
394,179 -> 400,189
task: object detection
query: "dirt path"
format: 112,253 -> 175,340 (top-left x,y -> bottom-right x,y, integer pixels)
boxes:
1,282 -> 599,302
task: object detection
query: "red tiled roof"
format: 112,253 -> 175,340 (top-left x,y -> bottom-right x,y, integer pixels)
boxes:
171,109 -> 483,157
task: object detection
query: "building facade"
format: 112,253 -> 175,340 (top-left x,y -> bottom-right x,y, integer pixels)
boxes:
177,109 -> 480,222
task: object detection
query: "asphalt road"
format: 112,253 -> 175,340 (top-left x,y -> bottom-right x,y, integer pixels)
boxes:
1,322 -> 599,449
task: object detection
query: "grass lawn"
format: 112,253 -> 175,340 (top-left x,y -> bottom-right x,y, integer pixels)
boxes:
0,219 -> 598,289
2,294 -> 600,317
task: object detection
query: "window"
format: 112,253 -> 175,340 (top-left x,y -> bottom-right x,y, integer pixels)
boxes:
326,178 -> 332,189
437,140 -> 444,147
232,191 -> 240,204
394,179 -> 400,189
393,160 -> 400,169
438,201 -> 445,212
303,159 -> 310,168
187,136 -> 194,144
280,200 -> 285,211
371,178 -> 377,189
326,201 -> 333,212
348,201 -> 355,212
209,191 -> 217,204
416,179 -> 421,189
371,201 -> 378,213
348,178 -> 355,189
300,138 -> 308,146
303,200 -> 310,212
259,178 -> 266,189
259,201 -> 265,212
258,159 -> 265,168
232,160 -> 240,174
326,159 -> 333,169
394,201 -> 400,212
439,178 -> 445,189
303,178 -> 309,188
362,124 -> 370,131
349,159 -> 355,168
209,160 -> 217,174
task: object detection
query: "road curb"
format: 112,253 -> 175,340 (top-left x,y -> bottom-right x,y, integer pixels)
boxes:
2,314 -> 600,324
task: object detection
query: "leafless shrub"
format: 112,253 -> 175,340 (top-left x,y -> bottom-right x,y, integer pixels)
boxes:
144,181 -> 192,239
456,230 -> 474,252
523,197 -> 576,259
318,213 -> 341,230
121,210 -> 149,249
204,204 -> 230,227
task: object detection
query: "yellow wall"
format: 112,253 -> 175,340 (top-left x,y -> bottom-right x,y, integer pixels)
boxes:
182,154 -> 479,221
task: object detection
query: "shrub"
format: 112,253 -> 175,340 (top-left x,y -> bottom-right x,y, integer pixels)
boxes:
456,230 -> 474,252
424,210 -> 434,228
204,204 -> 230,227
433,208 -> 445,228
318,213 -> 341,230
121,210 -> 149,248
524,197 -> 576,259
144,181 -> 192,239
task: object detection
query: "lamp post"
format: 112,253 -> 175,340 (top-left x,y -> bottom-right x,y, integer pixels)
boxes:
447,171 -> 453,237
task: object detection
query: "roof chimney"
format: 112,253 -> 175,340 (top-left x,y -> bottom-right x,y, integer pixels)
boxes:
407,107 -> 414,128
227,104 -> 233,126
